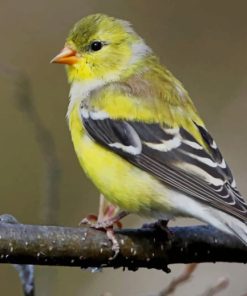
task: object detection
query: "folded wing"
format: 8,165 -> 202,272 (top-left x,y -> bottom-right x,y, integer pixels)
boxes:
82,107 -> 247,222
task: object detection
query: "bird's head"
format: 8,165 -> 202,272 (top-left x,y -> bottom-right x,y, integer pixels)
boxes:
51,14 -> 152,83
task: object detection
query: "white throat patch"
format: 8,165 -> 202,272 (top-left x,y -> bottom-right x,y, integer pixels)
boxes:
67,79 -> 105,118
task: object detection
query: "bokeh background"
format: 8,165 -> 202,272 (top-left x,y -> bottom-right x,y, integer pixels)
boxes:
1,0 -> 247,295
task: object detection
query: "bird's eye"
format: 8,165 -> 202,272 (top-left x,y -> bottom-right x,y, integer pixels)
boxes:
90,41 -> 103,51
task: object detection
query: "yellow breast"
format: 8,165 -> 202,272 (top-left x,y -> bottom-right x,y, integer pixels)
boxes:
68,103 -> 171,215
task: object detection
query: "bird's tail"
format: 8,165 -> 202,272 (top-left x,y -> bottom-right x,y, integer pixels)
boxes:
209,208 -> 247,245
225,219 -> 247,246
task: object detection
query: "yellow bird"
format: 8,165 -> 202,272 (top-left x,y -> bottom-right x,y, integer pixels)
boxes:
51,14 -> 247,246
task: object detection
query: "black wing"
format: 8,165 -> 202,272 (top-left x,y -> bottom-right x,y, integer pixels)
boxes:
82,108 -> 247,222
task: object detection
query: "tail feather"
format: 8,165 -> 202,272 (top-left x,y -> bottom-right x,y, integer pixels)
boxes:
225,220 -> 247,246
209,208 -> 247,246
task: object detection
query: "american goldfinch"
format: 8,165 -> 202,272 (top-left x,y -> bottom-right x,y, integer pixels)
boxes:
51,14 -> 247,245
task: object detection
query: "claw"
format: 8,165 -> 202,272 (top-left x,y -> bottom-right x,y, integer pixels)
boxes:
79,214 -> 97,226
106,228 -> 120,260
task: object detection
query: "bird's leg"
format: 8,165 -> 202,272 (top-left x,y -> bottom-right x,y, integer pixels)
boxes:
79,194 -> 106,226
98,194 -> 124,228
79,194 -> 126,228
79,194 -> 128,259
98,193 -> 107,222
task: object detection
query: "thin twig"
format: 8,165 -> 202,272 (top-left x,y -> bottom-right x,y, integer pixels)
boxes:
158,263 -> 198,295
1,63 -> 61,296
0,215 -> 35,296
199,277 -> 229,296
13,265 -> 35,296
1,63 -> 61,225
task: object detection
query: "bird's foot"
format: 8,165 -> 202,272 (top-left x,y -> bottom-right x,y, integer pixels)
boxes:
142,219 -> 169,230
79,209 -> 128,260
79,210 -> 127,229
80,194 -> 128,259
142,219 -> 173,240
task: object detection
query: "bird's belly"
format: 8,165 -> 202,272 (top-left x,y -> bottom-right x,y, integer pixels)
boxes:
74,132 -> 173,216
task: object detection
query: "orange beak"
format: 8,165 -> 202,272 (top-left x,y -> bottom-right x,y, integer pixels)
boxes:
50,47 -> 79,65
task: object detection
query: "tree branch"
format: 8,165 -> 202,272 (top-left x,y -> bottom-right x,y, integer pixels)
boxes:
0,220 -> 246,271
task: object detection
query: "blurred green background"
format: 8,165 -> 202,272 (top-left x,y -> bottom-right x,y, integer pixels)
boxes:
1,0 -> 247,295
